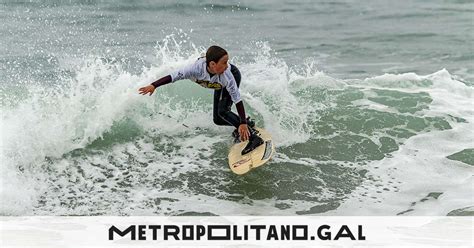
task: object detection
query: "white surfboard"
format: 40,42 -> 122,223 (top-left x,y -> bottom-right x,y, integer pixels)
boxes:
228,127 -> 275,175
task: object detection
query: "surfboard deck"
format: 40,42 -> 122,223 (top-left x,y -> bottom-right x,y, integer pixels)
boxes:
228,127 -> 275,175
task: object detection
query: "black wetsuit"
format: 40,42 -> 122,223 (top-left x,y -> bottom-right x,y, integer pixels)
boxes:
212,64 -> 242,128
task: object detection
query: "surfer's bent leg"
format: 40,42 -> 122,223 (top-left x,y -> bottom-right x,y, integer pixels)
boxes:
213,64 -> 241,128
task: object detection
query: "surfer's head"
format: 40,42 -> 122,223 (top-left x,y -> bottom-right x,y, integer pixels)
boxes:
206,45 -> 228,74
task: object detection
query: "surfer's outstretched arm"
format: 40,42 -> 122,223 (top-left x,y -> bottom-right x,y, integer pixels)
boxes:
139,62 -> 197,96
138,75 -> 172,96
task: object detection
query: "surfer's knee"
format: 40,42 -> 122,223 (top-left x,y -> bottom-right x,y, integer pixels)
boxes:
213,116 -> 220,125
213,115 -> 225,126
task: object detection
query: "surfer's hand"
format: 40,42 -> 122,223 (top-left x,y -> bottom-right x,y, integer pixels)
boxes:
139,85 -> 155,96
238,124 -> 250,142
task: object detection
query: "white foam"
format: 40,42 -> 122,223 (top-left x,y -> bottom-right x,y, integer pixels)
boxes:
334,70 -> 474,215
0,40 -> 210,214
239,43 -> 326,146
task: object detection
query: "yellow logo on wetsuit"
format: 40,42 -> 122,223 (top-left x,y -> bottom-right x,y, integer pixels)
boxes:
196,80 -> 222,90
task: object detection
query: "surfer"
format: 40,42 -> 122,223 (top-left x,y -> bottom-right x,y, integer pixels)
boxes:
139,45 -> 263,154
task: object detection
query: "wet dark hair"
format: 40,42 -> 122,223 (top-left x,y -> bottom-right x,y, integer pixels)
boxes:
206,45 -> 228,67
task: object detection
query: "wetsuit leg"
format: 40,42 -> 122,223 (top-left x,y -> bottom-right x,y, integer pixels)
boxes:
213,64 -> 241,128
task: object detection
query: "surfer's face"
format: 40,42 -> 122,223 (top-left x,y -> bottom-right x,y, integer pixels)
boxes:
209,54 -> 229,74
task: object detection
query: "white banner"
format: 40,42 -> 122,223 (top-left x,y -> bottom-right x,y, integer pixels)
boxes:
0,216 -> 472,247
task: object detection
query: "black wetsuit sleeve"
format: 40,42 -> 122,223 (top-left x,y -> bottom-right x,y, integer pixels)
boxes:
151,75 -> 172,88
235,101 -> 247,124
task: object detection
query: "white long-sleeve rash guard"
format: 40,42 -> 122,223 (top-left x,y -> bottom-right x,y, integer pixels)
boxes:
150,57 -> 247,124
170,57 -> 242,103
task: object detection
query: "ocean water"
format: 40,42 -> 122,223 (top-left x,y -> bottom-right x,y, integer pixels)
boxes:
1,0 -> 473,216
